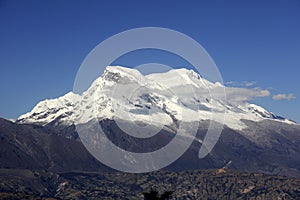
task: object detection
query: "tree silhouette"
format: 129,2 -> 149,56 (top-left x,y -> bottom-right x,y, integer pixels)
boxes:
143,188 -> 173,200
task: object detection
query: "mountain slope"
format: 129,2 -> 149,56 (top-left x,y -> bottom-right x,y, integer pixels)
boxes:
0,118 -> 110,172
2,117 -> 300,177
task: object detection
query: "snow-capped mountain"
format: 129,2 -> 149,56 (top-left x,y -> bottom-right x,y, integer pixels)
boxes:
18,66 -> 295,131
9,66 -> 300,176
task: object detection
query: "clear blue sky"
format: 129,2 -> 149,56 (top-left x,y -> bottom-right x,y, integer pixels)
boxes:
0,0 -> 299,122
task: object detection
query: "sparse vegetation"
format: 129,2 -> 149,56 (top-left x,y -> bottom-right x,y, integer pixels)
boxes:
0,169 -> 300,199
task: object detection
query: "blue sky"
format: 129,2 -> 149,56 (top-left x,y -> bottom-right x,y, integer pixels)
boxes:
0,0 -> 299,122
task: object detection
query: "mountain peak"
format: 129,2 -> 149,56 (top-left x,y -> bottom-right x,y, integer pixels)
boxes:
103,66 -> 144,82
105,65 -> 140,74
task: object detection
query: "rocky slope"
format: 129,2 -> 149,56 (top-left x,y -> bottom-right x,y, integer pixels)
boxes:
0,118 -> 110,172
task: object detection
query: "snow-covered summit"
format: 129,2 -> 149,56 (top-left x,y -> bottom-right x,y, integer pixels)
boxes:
17,66 -> 295,130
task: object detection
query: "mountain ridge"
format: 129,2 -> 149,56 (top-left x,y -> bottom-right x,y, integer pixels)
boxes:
17,66 -> 296,130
